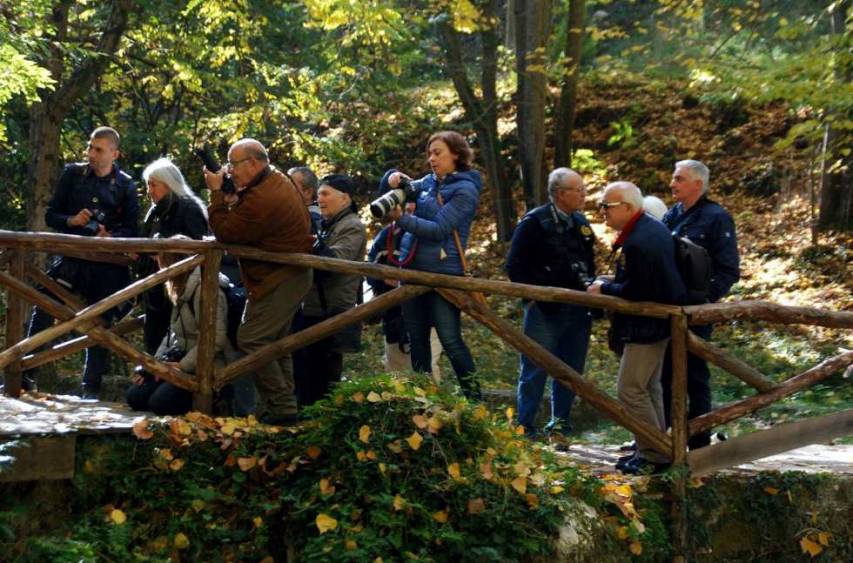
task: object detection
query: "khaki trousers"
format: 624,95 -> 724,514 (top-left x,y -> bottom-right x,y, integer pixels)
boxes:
617,339 -> 670,463
237,269 -> 312,418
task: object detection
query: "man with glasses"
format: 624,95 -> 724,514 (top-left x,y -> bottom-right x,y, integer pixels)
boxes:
661,160 -> 740,449
506,168 -> 596,448
587,182 -> 686,474
204,139 -> 313,425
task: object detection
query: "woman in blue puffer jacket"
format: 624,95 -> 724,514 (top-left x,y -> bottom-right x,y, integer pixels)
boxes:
379,131 -> 482,399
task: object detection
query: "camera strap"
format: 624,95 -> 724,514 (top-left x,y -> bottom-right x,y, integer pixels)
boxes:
435,189 -> 487,307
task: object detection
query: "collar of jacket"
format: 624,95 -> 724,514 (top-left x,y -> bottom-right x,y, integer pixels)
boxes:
613,210 -> 644,249
84,162 -> 119,180
321,206 -> 354,231
239,165 -> 272,195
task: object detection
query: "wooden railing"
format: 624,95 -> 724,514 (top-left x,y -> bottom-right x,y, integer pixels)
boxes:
0,229 -> 850,471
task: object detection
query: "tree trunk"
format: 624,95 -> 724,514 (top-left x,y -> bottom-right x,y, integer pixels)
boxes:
438,2 -> 516,241
514,0 -> 552,207
26,0 -> 133,232
553,0 -> 586,168
818,0 -> 851,231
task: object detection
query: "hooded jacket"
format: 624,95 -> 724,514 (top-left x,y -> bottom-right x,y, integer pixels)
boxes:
379,168 -> 482,276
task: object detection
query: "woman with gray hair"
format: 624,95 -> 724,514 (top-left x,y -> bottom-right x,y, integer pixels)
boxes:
138,157 -> 209,355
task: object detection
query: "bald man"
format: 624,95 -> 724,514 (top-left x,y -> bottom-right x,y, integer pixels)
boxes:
204,138 -> 313,425
588,182 -> 686,474
506,167 -> 595,448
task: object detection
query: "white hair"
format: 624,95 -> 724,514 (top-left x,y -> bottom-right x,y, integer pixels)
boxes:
547,167 -> 583,198
643,195 -> 668,220
675,159 -> 710,194
606,181 -> 644,210
143,158 -> 207,218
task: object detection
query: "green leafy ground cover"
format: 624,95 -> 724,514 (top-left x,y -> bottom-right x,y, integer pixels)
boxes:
1,375 -> 676,562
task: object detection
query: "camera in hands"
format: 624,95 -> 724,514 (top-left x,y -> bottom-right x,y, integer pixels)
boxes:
194,145 -> 236,194
370,177 -> 421,219
81,209 -> 107,236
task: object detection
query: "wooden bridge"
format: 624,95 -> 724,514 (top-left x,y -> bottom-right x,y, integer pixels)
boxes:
0,230 -> 851,560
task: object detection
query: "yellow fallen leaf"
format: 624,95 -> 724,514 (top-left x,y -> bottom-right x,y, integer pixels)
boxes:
237,457 -> 257,471
253,516 -> 263,528
358,425 -> 371,443
467,498 -> 486,514
352,391 -> 365,404
413,386 -> 426,397
159,448 -> 174,461
629,541 -> 642,555
393,494 -> 405,511
387,440 -> 403,453
472,405 -> 488,420
169,459 -> 185,471
132,419 -> 153,440
412,414 -> 428,429
221,422 -> 236,435
616,526 -> 629,540
433,510 -> 449,523
764,486 -> 779,495
550,485 -> 565,495
427,416 -> 443,434
817,531 -> 831,546
320,478 -> 335,495
381,391 -> 392,400
345,539 -> 358,550
356,451 -> 367,462
366,450 -> 377,460
378,463 -> 387,475
525,493 -> 539,508
505,407 -> 514,421
447,462 -> 462,480
632,520 -> 646,534
367,391 -> 382,402
316,513 -> 338,534
800,535 -> 823,557
110,509 -> 127,525
191,499 -> 205,512
406,431 -> 423,451
171,419 -> 192,436
514,462 -> 531,477
511,476 -> 527,494
480,461 -> 494,481
307,446 -> 322,459
174,532 -> 190,549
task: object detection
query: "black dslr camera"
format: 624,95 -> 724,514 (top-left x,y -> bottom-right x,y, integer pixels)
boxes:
370,177 -> 421,219
162,346 -> 187,363
81,209 -> 107,236
194,145 -> 236,194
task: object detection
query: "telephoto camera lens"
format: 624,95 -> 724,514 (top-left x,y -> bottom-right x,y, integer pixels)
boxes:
369,188 -> 405,218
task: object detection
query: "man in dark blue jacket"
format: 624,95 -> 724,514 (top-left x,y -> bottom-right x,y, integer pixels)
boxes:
27,126 -> 139,399
588,182 -> 686,474
506,168 -> 595,446
661,160 -> 740,449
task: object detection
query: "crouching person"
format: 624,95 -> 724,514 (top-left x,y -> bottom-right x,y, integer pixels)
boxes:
127,238 -> 233,415
294,175 -> 367,407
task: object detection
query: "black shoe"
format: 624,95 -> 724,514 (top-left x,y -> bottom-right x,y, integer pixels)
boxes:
618,441 -> 637,452
260,413 -> 300,427
621,457 -> 670,476
616,453 -> 637,472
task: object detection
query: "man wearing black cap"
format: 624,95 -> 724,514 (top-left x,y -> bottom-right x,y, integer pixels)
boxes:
293,174 -> 367,406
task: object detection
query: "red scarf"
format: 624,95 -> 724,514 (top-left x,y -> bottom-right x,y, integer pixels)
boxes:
612,211 -> 644,249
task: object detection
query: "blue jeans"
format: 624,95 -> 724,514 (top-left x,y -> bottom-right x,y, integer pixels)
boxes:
401,291 -> 480,399
517,302 -> 592,436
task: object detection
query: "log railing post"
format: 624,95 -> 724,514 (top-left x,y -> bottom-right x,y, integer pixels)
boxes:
3,251 -> 26,397
193,249 -> 222,413
669,313 -> 690,563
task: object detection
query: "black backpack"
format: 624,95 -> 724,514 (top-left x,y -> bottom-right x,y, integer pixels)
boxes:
673,235 -> 713,304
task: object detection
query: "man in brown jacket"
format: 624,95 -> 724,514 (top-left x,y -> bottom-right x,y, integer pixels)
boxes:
204,138 -> 313,425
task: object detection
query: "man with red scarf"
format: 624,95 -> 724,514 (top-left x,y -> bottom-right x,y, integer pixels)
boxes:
587,182 -> 686,474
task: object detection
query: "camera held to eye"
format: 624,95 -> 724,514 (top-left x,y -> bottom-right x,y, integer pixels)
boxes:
194,145 -> 236,194
370,177 -> 421,219
81,209 -> 107,236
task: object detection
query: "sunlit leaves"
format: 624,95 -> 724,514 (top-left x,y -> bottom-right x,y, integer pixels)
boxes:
109,509 -> 127,525
315,513 -> 338,534
358,425 -> 372,443
405,431 -> 423,451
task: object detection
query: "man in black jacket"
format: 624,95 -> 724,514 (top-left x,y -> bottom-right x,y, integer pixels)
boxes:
661,160 -> 740,449
588,182 -> 686,474
27,126 -> 139,399
506,168 -> 595,444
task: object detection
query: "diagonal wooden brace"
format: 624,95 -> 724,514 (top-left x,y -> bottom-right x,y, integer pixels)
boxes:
217,284 -> 431,388
437,287 -> 673,458
0,254 -> 203,370
686,331 -> 776,393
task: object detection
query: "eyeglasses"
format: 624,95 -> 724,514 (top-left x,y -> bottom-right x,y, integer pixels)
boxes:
598,201 -> 625,210
226,157 -> 253,169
